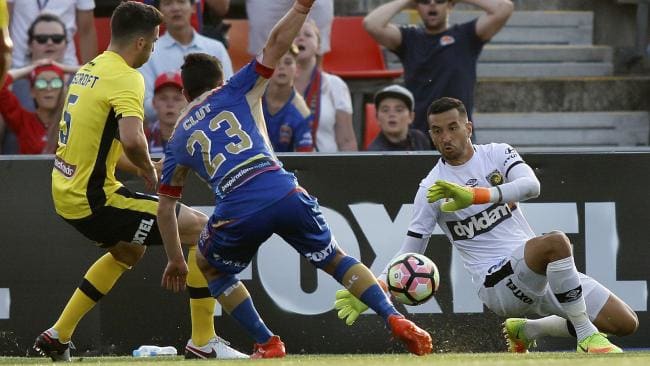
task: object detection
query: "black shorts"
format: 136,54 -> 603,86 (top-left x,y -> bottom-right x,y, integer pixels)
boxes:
63,187 -> 179,248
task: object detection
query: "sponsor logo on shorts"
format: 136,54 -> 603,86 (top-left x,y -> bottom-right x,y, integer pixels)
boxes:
447,203 -> 514,240
53,156 -> 76,178
132,218 -> 154,245
211,252 -> 248,269
305,240 -> 337,262
505,278 -> 533,304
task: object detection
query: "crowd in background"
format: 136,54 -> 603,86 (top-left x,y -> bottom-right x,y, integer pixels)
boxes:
0,0 -> 514,155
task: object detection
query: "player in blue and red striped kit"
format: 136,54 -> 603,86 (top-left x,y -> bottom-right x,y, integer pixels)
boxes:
156,0 -> 432,358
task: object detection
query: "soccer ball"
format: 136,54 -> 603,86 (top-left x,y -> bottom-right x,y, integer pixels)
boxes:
386,253 -> 439,306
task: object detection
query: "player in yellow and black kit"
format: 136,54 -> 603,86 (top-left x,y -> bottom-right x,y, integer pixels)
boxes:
34,2 -> 247,361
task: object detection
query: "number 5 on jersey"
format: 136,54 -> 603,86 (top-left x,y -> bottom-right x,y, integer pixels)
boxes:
59,94 -> 79,145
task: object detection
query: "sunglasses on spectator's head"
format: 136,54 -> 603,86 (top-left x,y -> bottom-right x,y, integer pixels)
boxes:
33,34 -> 66,45
416,0 -> 449,4
34,78 -> 64,90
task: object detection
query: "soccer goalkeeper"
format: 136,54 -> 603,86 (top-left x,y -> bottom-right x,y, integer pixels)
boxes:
335,97 -> 638,354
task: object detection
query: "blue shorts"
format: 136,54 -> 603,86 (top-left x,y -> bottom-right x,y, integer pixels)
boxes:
198,189 -> 337,274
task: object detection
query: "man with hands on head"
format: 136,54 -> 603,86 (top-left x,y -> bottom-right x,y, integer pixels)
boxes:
363,0 -> 513,134
335,97 -> 638,354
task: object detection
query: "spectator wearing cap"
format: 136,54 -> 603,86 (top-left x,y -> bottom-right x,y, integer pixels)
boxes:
147,70 -> 187,154
0,62 -> 68,154
367,84 -> 430,151
263,45 -> 313,153
364,0 -> 513,135
139,0 -> 233,124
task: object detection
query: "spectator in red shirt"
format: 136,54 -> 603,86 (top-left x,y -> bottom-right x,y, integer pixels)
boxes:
0,62 -> 68,154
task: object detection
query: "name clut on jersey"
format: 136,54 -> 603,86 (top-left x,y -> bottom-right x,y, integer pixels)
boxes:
408,143 -> 536,286
160,60 -> 299,219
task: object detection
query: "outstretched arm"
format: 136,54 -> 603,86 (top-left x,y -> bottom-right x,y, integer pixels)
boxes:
363,0 -> 411,51
76,9 -> 98,64
462,0 -> 514,41
260,0 -> 315,68
428,162 -> 540,212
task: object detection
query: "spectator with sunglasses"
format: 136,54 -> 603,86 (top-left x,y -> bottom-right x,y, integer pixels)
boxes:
7,0 -> 96,69
0,62 -> 69,154
0,13 -> 79,153
364,0 -> 513,136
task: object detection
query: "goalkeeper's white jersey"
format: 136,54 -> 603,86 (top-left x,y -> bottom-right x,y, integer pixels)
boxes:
409,143 -> 536,286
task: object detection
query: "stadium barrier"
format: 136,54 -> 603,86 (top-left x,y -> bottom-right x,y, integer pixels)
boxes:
0,151 -> 648,356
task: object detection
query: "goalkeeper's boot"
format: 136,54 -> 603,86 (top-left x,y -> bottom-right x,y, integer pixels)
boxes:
388,314 -> 433,356
503,318 -> 536,353
33,329 -> 73,362
251,335 -> 285,359
577,333 -> 623,354
185,336 -> 249,359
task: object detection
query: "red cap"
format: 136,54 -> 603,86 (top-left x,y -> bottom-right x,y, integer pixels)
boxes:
30,64 -> 65,82
154,71 -> 183,93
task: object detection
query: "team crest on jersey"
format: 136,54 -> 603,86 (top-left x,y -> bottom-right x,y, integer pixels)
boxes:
440,35 -> 455,46
486,170 -> 504,186
279,124 -> 293,144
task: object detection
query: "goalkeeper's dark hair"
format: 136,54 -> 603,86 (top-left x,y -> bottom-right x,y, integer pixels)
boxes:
110,1 -> 163,44
181,53 -> 223,100
427,97 -> 467,118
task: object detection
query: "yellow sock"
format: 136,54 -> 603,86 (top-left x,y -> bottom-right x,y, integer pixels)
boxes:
187,246 -> 216,346
53,253 -> 129,342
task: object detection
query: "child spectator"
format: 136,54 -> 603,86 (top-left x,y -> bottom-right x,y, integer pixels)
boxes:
139,0 -> 233,124
148,70 -> 187,154
263,45 -> 313,152
368,84 -> 430,151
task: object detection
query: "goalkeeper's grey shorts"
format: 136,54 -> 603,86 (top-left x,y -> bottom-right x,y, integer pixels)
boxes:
478,244 -> 610,320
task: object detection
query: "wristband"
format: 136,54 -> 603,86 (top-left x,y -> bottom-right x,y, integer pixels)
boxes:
472,187 -> 491,204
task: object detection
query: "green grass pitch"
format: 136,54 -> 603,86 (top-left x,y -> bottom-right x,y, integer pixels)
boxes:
1,353 -> 650,366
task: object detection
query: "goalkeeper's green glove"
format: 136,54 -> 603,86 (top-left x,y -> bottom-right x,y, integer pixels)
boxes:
334,289 -> 369,326
426,179 -> 491,212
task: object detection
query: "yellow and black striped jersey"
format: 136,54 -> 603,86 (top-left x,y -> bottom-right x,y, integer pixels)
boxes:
52,51 -> 145,219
